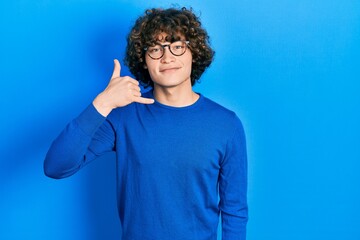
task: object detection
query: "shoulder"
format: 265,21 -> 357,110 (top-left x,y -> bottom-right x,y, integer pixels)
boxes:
202,95 -> 241,121
200,95 -> 245,134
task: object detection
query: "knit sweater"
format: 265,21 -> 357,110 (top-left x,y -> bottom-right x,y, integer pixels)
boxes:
44,91 -> 248,240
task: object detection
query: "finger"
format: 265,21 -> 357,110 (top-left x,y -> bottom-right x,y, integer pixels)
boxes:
128,78 -> 140,86
133,97 -> 155,104
129,85 -> 141,92
111,59 -> 121,79
132,90 -> 141,97
123,76 -> 139,86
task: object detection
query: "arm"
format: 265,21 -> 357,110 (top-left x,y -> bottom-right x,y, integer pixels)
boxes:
44,59 -> 154,179
44,104 -> 114,179
219,118 -> 248,239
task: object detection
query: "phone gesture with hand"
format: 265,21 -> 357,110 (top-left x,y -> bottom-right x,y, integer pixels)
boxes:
93,59 -> 154,116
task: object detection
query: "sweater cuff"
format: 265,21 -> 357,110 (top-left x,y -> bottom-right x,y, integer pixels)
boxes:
75,103 -> 106,137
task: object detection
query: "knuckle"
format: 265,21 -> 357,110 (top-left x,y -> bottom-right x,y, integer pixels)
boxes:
121,76 -> 129,82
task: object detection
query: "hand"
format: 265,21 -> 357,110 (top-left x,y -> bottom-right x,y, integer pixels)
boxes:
93,59 -> 154,117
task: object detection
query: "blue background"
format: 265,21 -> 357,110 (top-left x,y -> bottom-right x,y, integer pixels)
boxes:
1,0 -> 359,239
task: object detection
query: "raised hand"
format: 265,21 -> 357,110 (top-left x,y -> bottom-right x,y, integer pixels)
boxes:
93,59 -> 154,117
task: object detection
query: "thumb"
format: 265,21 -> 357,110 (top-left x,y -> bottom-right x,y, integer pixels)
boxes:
111,59 -> 121,79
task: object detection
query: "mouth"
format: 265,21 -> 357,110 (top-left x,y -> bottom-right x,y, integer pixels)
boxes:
160,67 -> 180,73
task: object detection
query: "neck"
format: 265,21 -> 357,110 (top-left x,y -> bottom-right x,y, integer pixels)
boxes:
153,83 -> 199,107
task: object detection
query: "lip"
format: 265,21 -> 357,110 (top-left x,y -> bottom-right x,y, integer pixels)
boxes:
159,67 -> 180,72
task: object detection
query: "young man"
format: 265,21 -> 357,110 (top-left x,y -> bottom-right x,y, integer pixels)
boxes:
44,7 -> 248,240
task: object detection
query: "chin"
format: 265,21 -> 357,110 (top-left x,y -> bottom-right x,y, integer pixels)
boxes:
154,82 -> 181,89
153,77 -> 191,88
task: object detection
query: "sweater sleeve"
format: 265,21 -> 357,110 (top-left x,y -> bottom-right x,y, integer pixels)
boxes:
44,104 -> 116,179
219,117 -> 248,239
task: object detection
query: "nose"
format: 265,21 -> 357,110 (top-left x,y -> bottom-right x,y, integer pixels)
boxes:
160,46 -> 175,63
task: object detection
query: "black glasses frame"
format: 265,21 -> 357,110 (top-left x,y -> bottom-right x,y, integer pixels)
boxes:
144,41 -> 190,60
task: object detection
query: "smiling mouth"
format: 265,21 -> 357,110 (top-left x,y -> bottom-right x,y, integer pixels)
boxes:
160,67 -> 180,72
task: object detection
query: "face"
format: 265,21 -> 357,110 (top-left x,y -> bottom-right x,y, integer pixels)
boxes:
144,33 -> 193,89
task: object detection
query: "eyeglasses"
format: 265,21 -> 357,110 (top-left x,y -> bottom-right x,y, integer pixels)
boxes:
144,41 -> 190,60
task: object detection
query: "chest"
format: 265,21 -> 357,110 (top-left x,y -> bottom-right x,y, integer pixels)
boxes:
117,113 -> 226,174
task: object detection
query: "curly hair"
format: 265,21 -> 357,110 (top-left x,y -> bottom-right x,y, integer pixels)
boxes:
124,7 -> 215,88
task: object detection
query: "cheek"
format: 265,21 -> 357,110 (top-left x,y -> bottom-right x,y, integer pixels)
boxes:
145,57 -> 156,72
179,52 -> 192,67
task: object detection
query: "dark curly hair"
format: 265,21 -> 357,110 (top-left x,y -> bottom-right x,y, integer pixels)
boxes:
124,7 -> 215,87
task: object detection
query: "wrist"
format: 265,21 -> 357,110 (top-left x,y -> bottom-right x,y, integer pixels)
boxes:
93,94 -> 113,117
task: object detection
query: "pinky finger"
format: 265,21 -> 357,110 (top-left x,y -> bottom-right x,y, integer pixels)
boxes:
134,97 -> 155,105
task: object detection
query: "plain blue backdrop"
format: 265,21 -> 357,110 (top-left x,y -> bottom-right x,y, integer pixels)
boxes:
1,0 -> 359,239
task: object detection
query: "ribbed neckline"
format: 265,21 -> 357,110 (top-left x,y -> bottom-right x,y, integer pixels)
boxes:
144,90 -> 204,111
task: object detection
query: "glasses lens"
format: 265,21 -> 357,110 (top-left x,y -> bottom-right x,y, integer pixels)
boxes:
170,41 -> 187,56
146,41 -> 188,59
147,45 -> 163,59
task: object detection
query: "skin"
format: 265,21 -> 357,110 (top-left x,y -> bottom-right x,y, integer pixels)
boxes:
145,33 -> 199,107
93,33 -> 199,117
93,59 -> 154,117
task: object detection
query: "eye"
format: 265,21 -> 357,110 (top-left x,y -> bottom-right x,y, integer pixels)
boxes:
148,47 -> 161,53
172,43 -> 185,50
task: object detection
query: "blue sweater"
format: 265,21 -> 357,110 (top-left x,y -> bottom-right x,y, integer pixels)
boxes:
44,91 -> 248,240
